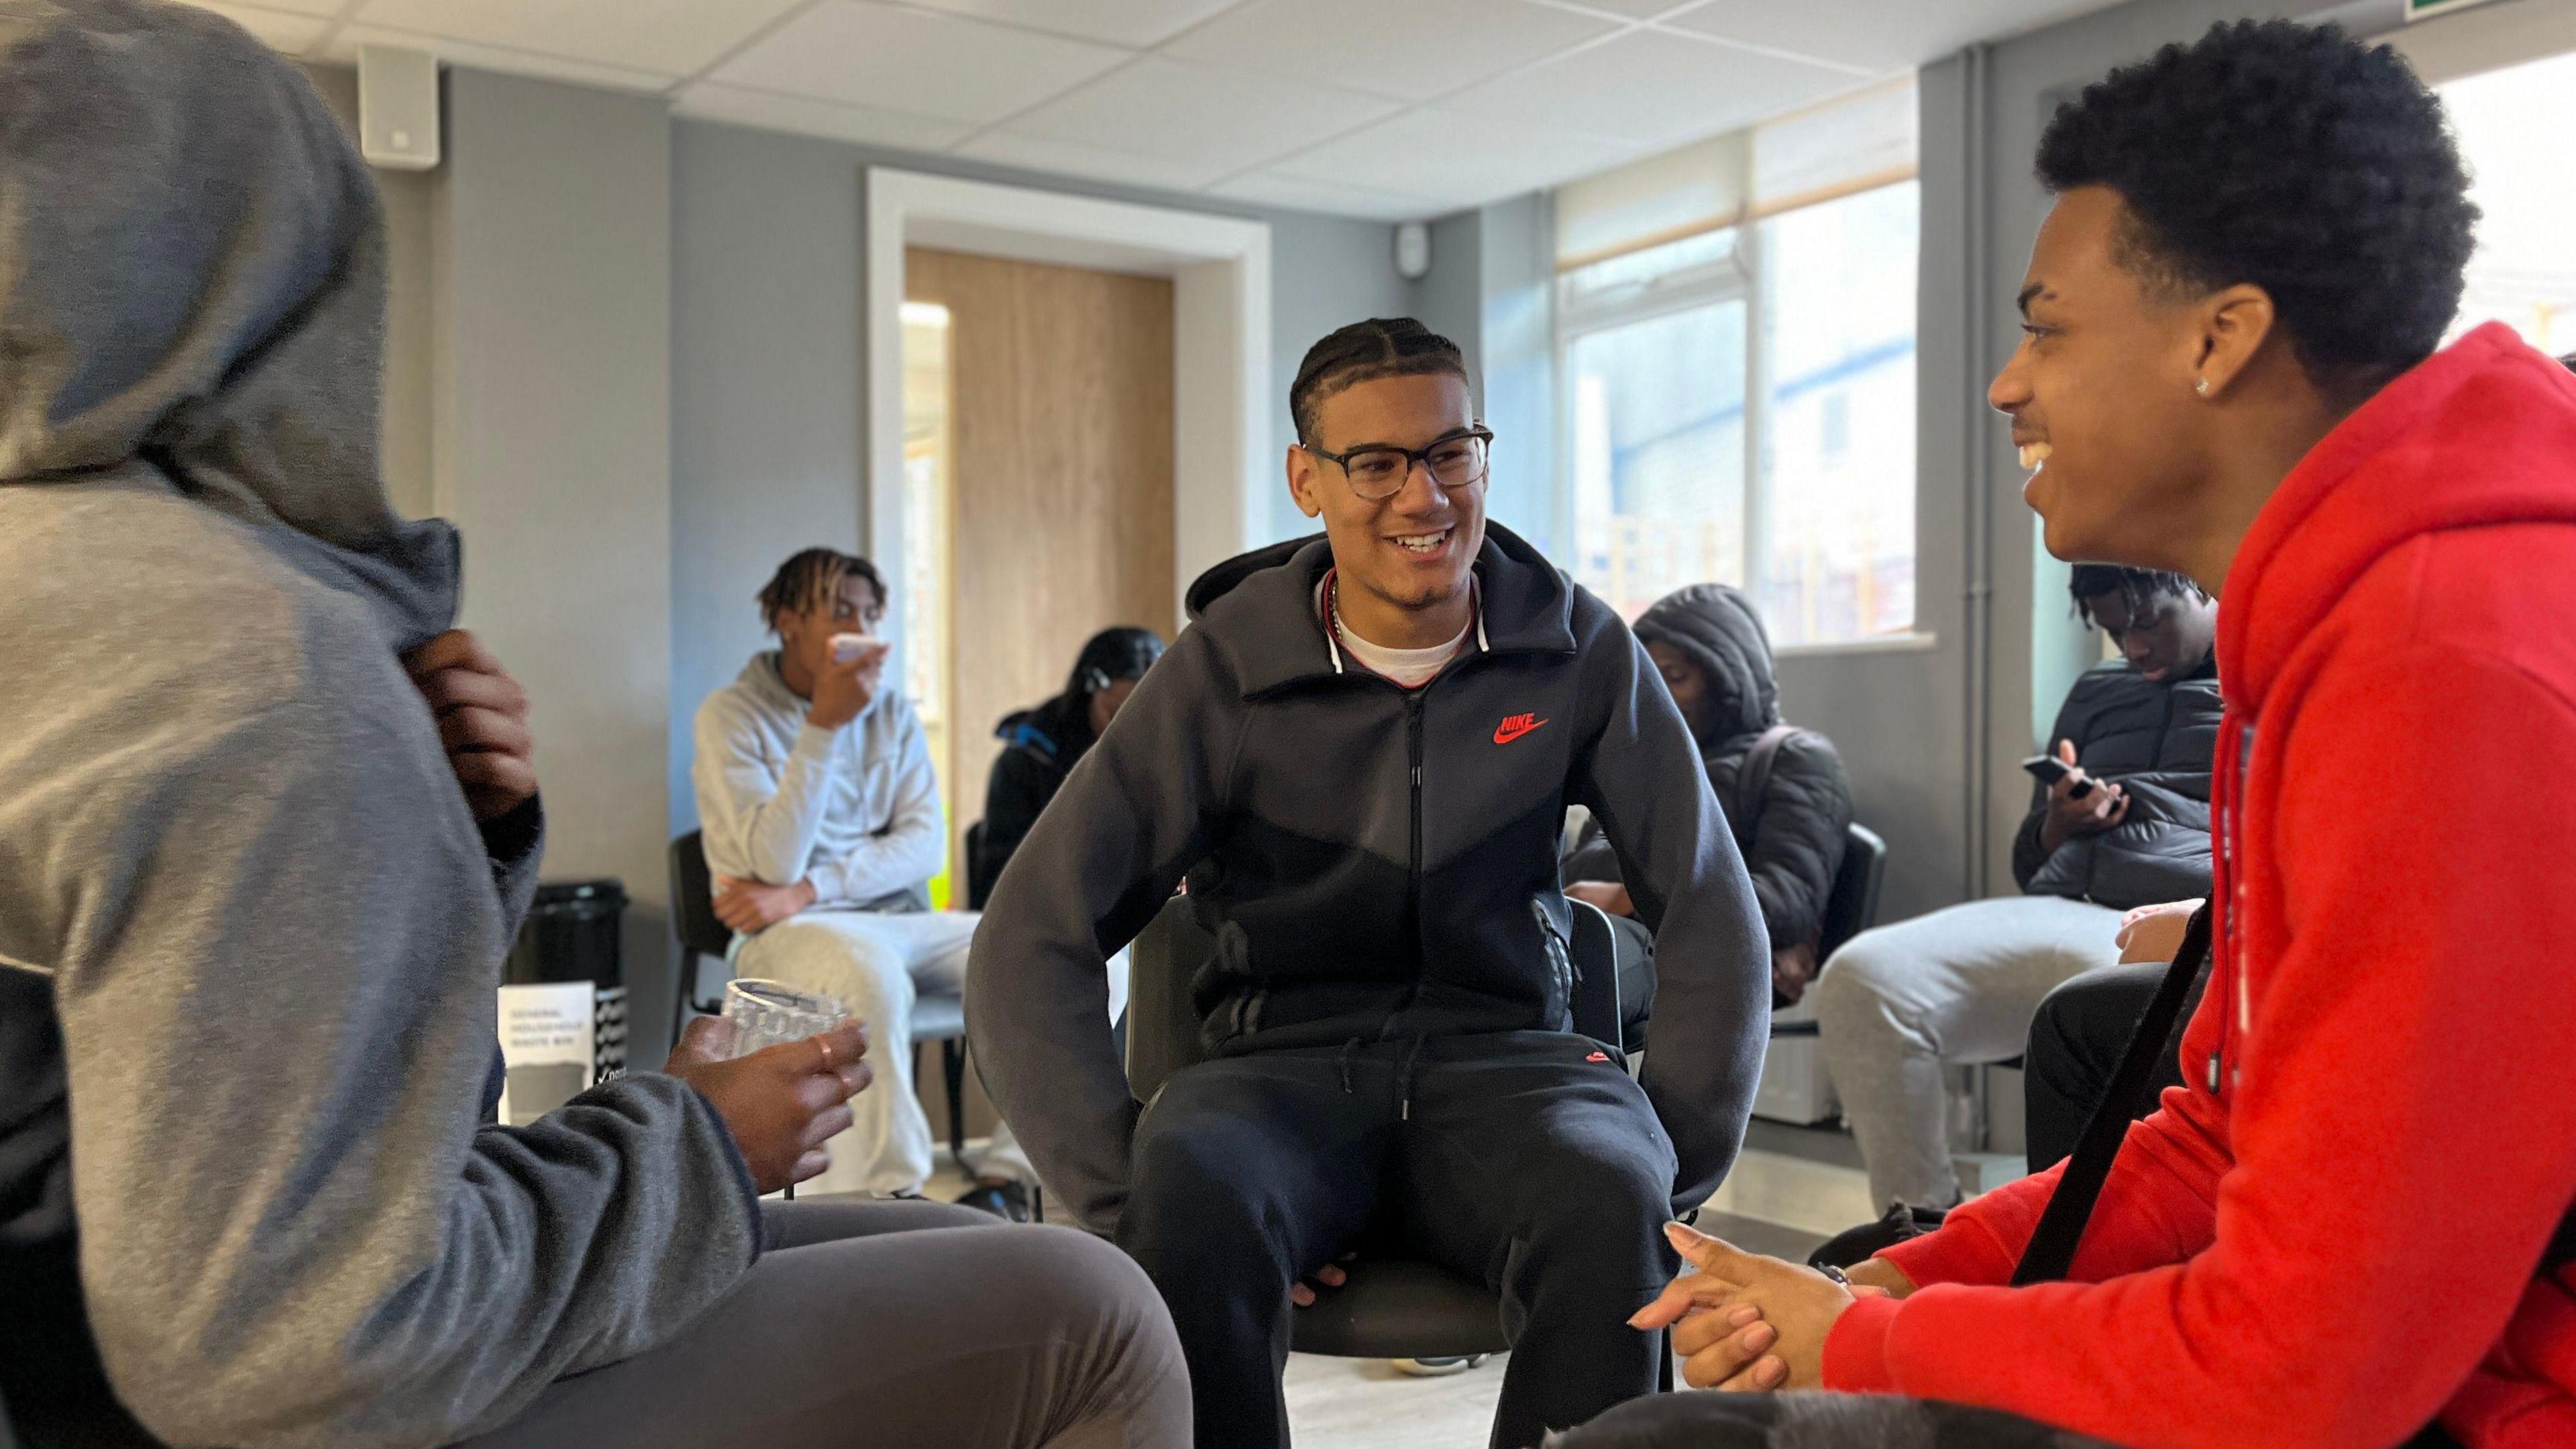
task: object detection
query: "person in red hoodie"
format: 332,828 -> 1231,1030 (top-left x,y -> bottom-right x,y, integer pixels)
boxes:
1564,18 -> 2576,1449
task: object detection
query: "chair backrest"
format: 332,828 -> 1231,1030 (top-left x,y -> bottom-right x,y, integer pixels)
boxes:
669,830 -> 731,961
1818,822 -> 1888,961
1124,896 -> 1217,1104
963,820 -> 991,911
1564,896 -> 1623,1053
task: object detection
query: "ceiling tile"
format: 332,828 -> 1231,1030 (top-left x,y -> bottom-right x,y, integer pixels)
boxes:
955,132 -> 1234,192
1268,107 -> 1633,212
1206,172 -> 1435,223
711,1 -> 1131,125
323,25 -> 678,93
1661,0 -> 2118,72
174,1 -> 331,54
350,0 -> 804,77
900,0 -> 1245,48
1165,0 -> 1617,101
674,83 -> 974,151
1439,27 -> 1861,146
1530,0 -> 1694,17
1003,56 -> 1397,174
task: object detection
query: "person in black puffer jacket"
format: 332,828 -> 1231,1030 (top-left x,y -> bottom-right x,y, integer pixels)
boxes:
967,627 -> 1164,910
1565,584 -> 1854,1020
1812,565 -> 2220,1212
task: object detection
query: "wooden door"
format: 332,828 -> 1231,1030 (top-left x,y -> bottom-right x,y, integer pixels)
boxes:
904,246 -> 1175,1148
908,248 -> 1176,857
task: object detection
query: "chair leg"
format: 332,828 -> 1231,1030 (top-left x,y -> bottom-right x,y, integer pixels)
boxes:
942,1040 -> 968,1164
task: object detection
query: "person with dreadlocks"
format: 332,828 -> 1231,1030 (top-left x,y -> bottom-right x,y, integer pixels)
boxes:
692,547 -> 1027,1205
1807,564 -> 2219,1214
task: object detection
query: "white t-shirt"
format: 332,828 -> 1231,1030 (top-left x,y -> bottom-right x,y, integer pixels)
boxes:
1316,574 -> 1476,689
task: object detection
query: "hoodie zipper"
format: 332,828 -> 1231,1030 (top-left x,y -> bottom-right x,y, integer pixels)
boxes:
1405,692 -> 1426,915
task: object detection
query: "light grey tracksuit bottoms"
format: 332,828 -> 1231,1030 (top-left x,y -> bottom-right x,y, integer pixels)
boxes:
458,1199 -> 1189,1448
1811,894 -> 2125,1209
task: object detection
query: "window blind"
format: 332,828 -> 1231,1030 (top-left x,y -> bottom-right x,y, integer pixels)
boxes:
1554,73 -> 1918,272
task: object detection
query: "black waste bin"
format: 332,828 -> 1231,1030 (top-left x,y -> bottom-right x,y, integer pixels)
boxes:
506,879 -> 629,1086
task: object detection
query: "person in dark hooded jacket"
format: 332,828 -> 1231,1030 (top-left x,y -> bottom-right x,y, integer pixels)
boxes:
1566,584 -> 1853,1010
969,627 -> 1165,910
1811,564 -> 2219,1212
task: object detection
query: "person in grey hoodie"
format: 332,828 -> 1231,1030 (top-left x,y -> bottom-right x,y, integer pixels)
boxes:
0,5 -> 1185,1447
968,318 -> 1772,1449
690,547 -> 1119,1212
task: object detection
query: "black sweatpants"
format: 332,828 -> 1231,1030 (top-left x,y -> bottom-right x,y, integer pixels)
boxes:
1116,1030 -> 1681,1449
1552,1390 -> 2116,1447
2021,959 -> 2200,1172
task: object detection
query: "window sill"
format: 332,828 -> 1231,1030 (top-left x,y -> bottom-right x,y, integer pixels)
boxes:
1774,631 -> 1939,660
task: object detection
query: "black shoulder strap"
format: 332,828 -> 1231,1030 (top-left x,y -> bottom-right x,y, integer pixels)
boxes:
2012,903 -> 2214,1285
1731,724 -> 1801,848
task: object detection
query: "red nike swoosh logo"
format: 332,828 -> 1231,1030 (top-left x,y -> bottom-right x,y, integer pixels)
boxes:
1493,716 -> 1549,745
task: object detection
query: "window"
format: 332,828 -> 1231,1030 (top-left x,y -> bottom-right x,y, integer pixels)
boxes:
1564,235 -> 1749,614
1757,181 -> 1918,644
1554,78 -> 1919,644
2436,49 -> 2576,354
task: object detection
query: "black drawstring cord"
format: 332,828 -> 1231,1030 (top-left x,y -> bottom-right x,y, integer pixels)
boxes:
1397,1034 -> 1430,1121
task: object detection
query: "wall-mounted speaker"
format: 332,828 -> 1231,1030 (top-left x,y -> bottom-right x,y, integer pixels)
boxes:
1394,221 -> 1432,282
359,45 -> 441,171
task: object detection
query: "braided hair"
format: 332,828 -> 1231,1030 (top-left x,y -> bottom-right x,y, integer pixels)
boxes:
1289,318 -> 1468,446
2068,564 -> 2203,629
757,548 -> 887,634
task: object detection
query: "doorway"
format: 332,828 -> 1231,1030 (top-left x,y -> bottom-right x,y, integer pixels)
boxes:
903,246 -> 1179,893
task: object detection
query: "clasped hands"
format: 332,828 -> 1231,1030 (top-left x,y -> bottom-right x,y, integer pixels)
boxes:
1627,1220 -> 1911,1391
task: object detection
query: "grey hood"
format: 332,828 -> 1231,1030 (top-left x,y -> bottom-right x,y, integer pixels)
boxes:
1631,582 -> 1779,745
0,0 -> 457,649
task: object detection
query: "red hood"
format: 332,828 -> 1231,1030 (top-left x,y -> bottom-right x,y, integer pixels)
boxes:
2219,322 -> 2576,712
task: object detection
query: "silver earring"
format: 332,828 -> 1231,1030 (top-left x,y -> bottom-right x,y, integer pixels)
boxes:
2194,376 -> 2211,397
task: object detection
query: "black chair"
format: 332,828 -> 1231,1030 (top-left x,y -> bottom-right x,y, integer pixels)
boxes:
667,830 -> 969,1163
964,820 -> 991,911
1124,894 -> 1670,1379
1771,822 -> 1887,1040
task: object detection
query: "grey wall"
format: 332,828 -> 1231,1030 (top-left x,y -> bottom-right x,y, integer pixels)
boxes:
1473,194 -> 1561,557
303,64 -> 435,521
1267,209 -> 1413,541
433,70 -> 677,1044
668,121 -> 867,859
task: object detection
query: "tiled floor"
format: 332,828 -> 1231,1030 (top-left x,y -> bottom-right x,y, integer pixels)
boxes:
914,1128 -> 1865,1448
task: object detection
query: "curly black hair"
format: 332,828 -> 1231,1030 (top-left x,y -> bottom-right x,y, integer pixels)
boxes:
1290,317 -> 1468,446
2037,19 -> 2477,386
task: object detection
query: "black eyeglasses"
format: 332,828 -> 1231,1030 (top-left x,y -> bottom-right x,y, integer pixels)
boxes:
1302,426 -> 1493,502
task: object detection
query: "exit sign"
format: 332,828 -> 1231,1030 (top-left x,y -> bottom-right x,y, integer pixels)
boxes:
2408,0 -> 2502,19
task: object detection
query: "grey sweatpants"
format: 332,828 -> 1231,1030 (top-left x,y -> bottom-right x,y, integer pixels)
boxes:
455,1199 -> 1189,1449
1811,895 -> 2123,1210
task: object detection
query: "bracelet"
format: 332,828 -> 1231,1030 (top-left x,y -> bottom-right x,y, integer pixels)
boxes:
1815,1263 -> 1851,1288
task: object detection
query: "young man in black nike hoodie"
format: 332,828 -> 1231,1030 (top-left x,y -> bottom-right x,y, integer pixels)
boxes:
967,318 -> 1770,1449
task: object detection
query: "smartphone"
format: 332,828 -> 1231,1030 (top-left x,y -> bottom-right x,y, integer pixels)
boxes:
829,633 -> 888,667
2021,753 -> 2096,799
